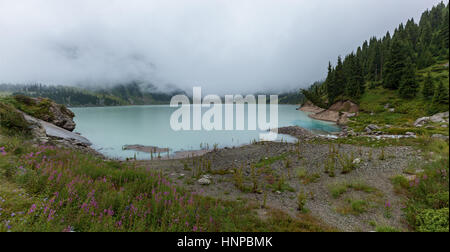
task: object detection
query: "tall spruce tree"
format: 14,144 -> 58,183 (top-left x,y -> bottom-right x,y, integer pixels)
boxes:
332,56 -> 346,102
433,81 -> 449,105
430,81 -> 449,113
399,58 -> 418,98
422,73 -> 435,99
383,38 -> 407,90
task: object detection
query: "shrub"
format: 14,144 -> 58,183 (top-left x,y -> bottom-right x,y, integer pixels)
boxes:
375,225 -> 401,232
416,208 -> 449,232
297,190 -> 307,212
0,102 -> 31,136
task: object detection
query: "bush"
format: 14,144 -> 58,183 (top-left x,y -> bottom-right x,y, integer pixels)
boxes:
416,208 -> 449,232
0,102 -> 31,136
375,225 -> 401,232
426,192 -> 449,209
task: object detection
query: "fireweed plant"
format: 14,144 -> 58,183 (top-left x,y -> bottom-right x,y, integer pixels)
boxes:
0,139 -> 336,232
0,143 -> 298,232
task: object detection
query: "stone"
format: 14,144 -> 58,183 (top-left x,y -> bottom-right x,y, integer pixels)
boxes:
430,112 -> 449,123
415,112 -> 449,127
405,132 -> 416,136
366,124 -> 380,131
198,178 -> 211,185
431,134 -> 449,141
414,117 -> 430,127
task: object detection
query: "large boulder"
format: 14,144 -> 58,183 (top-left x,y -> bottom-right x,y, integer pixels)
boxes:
414,117 -> 430,127
430,112 -> 449,123
364,124 -> 381,133
414,112 -> 449,127
14,95 -> 76,131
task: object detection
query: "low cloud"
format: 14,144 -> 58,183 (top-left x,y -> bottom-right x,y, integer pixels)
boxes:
0,0 -> 442,94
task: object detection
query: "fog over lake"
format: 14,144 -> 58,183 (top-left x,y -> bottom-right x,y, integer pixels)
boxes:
0,0 -> 440,94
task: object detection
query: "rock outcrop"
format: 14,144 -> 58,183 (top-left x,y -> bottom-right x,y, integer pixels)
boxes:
21,112 -> 91,147
297,100 -> 325,113
304,100 -> 359,125
13,95 -> 76,131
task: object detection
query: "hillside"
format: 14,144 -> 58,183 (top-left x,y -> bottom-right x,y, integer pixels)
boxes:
302,2 -> 449,112
0,82 -> 185,107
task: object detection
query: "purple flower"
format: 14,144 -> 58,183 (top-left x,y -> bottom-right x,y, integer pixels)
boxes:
385,200 -> 391,208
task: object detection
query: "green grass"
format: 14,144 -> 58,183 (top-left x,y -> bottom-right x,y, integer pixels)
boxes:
0,135 -> 333,232
336,199 -> 369,215
375,225 -> 401,232
254,153 -> 290,168
348,61 -> 449,135
329,181 -> 376,199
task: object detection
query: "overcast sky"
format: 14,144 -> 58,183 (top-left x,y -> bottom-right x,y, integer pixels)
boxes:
0,0 -> 444,94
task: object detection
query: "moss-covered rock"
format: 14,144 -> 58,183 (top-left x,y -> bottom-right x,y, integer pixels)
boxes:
12,95 -> 76,131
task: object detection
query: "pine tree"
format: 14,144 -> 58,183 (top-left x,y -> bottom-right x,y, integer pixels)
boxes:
430,81 -> 450,113
442,9 -> 449,49
399,58 -> 418,98
383,38 -> 407,90
417,49 -> 435,68
433,81 -> 449,105
422,73 -> 435,99
332,56 -> 346,102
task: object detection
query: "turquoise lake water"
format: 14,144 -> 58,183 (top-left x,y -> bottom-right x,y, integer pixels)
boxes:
71,104 -> 339,160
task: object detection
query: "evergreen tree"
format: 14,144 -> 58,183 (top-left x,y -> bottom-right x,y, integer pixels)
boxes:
332,56 -> 346,102
430,81 -> 449,113
421,73 -> 435,99
432,81 -> 449,105
383,38 -> 407,90
399,58 -> 418,98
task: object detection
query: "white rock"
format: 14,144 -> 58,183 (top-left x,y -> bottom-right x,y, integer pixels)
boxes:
198,178 -> 211,185
431,134 -> 449,141
414,117 -> 430,127
430,112 -> 449,123
352,158 -> 361,164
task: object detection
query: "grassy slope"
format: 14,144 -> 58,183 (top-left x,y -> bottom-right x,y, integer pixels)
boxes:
321,61 -> 449,232
348,61 -> 449,136
0,135 -> 334,232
